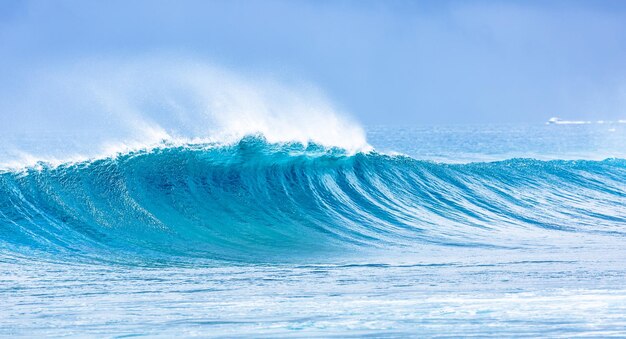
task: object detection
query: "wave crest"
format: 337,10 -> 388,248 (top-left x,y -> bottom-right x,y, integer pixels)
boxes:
1,137 -> 625,262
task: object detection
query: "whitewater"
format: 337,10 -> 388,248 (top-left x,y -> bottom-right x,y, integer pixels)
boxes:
1,61 -> 626,337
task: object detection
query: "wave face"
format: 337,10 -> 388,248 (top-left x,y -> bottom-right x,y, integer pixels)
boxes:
1,137 -> 625,263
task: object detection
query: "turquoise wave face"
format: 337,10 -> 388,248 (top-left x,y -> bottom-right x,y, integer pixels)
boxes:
1,136 -> 625,263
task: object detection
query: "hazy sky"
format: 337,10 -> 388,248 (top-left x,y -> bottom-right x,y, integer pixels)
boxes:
1,0 -> 626,125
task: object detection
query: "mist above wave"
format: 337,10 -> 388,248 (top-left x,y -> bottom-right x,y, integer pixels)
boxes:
0,57 -> 369,168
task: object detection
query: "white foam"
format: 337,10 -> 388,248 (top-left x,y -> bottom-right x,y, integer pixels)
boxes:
0,57 -> 371,169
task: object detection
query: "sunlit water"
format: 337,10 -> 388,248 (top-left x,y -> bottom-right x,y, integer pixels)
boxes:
1,123 -> 625,337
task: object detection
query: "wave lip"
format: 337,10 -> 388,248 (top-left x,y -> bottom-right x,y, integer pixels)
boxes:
1,136 -> 625,263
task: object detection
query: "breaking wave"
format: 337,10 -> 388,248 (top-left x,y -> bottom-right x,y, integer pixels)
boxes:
1,137 -> 624,263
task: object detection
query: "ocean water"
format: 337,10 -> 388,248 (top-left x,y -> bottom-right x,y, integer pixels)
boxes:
1,123 -> 626,337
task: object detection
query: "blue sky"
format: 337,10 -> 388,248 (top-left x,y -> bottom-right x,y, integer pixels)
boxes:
1,0 -> 626,125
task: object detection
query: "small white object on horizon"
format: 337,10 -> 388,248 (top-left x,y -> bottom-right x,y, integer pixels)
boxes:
546,117 -> 592,125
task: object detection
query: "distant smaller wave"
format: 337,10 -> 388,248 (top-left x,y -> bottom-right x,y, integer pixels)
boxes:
547,117 -> 626,125
546,117 -> 591,125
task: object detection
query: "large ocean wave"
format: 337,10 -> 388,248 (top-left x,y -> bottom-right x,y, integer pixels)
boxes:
1,136 -> 624,263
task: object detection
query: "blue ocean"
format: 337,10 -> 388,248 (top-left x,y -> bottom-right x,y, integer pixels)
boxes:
1,122 -> 625,337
